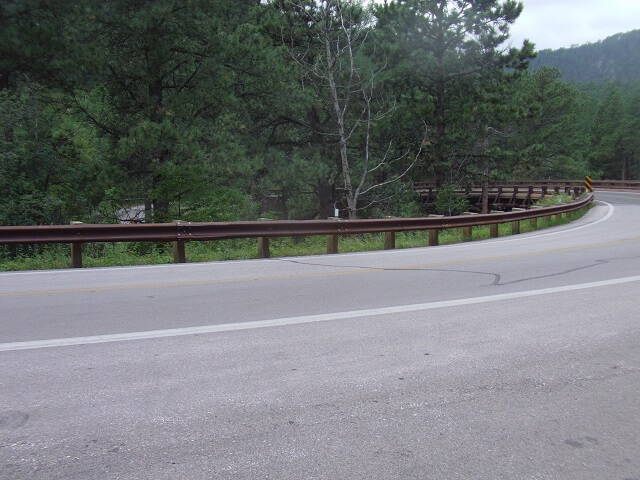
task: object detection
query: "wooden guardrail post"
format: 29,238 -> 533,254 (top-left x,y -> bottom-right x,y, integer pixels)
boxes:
511,220 -> 520,235
257,218 -> 271,258
428,229 -> 439,246
384,231 -> 395,250
258,237 -> 270,258
530,217 -> 538,229
173,240 -> 186,263
172,220 -> 186,263
71,242 -> 83,268
70,221 -> 83,268
384,216 -> 396,250
490,223 -> 499,238
463,226 -> 472,241
327,234 -> 338,254
327,217 -> 340,254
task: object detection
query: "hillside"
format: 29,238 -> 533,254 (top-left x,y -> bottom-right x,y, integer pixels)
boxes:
530,29 -> 640,83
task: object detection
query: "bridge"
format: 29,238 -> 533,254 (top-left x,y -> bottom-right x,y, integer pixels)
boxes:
1,189 -> 640,478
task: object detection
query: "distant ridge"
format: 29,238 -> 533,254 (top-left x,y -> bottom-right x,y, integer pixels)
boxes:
529,29 -> 640,83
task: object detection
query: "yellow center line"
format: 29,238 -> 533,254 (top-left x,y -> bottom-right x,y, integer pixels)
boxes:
2,236 -> 639,298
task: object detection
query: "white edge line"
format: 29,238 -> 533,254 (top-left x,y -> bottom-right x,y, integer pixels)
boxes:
2,273 -> 639,352
0,201 -> 615,276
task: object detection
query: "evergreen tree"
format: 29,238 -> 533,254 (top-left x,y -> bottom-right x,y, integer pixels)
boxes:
592,88 -> 639,179
375,0 -> 531,184
509,67 -> 592,179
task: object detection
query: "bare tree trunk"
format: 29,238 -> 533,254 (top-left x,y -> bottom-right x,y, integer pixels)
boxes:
285,1 -> 422,220
324,33 -> 357,219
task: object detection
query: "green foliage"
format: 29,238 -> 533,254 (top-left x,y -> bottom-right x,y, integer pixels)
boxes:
0,81 -> 113,225
0,0 -> 632,260
590,87 -> 640,179
433,185 -> 469,216
532,30 -> 640,83
181,187 -> 258,222
507,67 -> 593,179
535,194 -> 574,207
374,0 -> 533,184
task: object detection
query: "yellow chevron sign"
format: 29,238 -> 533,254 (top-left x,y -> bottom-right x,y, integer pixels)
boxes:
585,176 -> 593,192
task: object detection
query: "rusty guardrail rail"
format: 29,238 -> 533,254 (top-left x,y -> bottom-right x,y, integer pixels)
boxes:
0,193 -> 594,268
507,179 -> 640,191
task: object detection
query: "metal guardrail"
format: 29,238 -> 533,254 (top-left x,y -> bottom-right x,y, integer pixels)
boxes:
0,193 -> 594,268
511,179 -> 640,188
589,180 -> 640,190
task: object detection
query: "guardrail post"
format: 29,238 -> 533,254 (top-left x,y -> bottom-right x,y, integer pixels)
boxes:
384,231 -> 395,250
511,220 -> 520,235
530,217 -> 538,229
257,218 -> 270,259
463,226 -> 472,241
490,223 -> 499,238
327,217 -> 340,254
257,237 -> 270,258
71,242 -> 83,268
69,221 -> 83,268
384,216 -> 396,250
172,220 -> 186,263
428,229 -> 439,246
173,240 -> 186,263
327,234 -> 338,254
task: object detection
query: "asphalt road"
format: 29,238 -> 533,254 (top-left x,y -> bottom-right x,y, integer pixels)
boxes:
1,192 -> 640,479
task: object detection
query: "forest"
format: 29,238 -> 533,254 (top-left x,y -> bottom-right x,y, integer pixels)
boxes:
532,29 -> 640,83
1,0 -> 639,229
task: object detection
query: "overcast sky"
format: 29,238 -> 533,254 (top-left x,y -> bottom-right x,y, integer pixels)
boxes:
508,0 -> 640,50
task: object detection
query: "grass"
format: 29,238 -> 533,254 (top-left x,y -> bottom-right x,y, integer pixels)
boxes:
0,208 -> 588,272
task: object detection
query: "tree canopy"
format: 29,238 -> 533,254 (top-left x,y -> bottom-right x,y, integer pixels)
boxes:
1,0 -> 637,228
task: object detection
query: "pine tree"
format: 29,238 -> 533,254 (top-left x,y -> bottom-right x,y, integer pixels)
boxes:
375,0 -> 531,184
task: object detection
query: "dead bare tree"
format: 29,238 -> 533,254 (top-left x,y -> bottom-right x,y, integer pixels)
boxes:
281,0 -> 425,218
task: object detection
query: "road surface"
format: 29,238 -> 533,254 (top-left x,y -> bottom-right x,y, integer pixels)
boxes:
1,192 -> 639,479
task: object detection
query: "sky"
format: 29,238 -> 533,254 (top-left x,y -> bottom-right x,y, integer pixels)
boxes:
508,0 -> 640,50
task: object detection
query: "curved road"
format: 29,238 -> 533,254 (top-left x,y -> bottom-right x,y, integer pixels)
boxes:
1,192 -> 639,479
